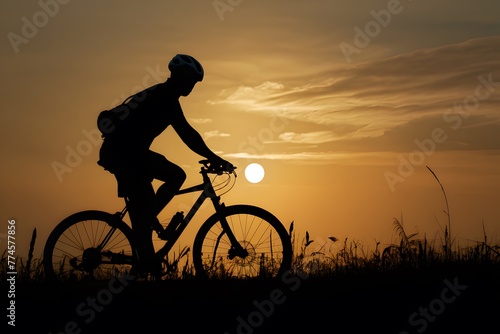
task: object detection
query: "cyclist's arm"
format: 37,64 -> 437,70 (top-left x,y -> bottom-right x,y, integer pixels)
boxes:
171,108 -> 221,162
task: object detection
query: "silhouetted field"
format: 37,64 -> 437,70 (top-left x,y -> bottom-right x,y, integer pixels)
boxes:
14,264 -> 499,334
4,224 -> 500,334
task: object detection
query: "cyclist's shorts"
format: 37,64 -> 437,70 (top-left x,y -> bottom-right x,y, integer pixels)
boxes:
98,141 -> 162,197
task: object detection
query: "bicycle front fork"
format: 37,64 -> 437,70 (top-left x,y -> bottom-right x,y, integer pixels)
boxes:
215,204 -> 248,259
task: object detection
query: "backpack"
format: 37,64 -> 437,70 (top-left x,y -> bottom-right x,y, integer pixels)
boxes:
97,95 -> 137,139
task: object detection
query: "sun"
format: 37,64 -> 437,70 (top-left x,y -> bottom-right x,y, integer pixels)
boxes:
244,163 -> 265,183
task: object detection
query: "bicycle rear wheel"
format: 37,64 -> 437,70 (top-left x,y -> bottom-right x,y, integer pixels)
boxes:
193,205 -> 292,279
43,210 -> 137,280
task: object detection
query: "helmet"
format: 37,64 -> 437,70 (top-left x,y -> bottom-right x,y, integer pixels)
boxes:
168,54 -> 204,81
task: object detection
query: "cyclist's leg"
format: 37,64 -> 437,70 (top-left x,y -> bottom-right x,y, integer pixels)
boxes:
145,151 -> 186,215
100,143 -> 162,276
116,170 -> 161,276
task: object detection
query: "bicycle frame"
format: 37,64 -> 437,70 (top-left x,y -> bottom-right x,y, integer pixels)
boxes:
116,166 -> 243,261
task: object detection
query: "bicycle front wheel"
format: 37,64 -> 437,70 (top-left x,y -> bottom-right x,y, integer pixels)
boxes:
193,205 -> 292,279
43,210 -> 137,280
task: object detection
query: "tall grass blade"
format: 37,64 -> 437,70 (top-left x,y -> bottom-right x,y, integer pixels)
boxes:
24,228 -> 37,281
426,165 -> 452,258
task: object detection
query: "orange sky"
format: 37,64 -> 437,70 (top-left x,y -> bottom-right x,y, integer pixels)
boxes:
1,1 -> 499,259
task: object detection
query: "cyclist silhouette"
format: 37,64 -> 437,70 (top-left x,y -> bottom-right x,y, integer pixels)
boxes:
97,54 -> 233,277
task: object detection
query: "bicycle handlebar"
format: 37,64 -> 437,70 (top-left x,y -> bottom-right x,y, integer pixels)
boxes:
199,159 -> 237,176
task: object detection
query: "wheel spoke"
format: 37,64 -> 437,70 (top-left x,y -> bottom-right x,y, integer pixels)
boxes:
44,211 -> 136,280
193,205 -> 292,279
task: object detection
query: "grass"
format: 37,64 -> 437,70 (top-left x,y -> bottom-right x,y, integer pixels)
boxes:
4,217 -> 499,334
2,219 -> 499,283
290,219 -> 499,280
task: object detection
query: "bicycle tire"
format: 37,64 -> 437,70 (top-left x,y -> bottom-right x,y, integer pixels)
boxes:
43,210 -> 137,280
193,205 -> 292,279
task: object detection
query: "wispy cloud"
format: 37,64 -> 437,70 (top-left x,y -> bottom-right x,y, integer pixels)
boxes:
190,118 -> 212,124
210,36 -> 500,146
208,81 -> 287,110
278,131 -> 337,144
224,149 -> 500,169
224,150 -> 396,166
204,130 -> 231,139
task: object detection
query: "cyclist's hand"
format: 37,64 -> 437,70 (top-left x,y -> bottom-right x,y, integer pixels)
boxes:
210,157 -> 235,174
223,160 -> 235,173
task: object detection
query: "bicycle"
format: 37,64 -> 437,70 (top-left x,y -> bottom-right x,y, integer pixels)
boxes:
43,160 -> 293,280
